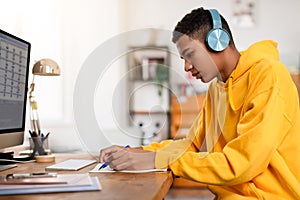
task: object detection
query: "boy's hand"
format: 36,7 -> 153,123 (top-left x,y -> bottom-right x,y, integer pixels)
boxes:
99,145 -> 156,170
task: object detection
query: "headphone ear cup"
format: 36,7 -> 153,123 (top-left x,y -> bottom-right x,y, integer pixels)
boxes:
206,28 -> 230,52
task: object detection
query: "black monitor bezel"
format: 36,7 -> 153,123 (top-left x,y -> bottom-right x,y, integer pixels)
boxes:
0,29 -> 31,134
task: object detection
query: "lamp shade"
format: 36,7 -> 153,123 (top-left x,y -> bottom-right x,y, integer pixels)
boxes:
32,58 -> 60,76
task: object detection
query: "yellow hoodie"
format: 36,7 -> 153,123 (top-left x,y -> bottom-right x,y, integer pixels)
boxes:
143,41 -> 300,199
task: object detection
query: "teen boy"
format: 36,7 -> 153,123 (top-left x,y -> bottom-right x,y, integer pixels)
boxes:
100,7 -> 300,199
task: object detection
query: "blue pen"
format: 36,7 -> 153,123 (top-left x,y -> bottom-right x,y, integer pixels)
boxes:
99,145 -> 130,170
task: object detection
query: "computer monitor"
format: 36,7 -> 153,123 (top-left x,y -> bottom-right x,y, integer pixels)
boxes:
0,29 -> 30,151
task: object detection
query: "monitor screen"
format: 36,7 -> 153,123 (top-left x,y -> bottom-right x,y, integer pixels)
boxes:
0,29 -> 30,150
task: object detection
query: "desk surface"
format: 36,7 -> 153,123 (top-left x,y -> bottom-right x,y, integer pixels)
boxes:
0,152 -> 173,200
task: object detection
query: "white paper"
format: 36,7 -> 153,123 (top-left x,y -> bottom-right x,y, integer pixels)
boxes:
90,164 -> 167,173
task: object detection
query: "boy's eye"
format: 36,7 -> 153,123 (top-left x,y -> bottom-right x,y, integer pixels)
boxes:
186,52 -> 193,59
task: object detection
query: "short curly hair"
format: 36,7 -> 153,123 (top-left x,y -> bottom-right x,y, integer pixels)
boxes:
172,7 -> 233,45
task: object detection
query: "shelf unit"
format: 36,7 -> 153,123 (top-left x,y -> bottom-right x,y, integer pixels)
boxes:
127,46 -> 170,145
170,94 -> 206,139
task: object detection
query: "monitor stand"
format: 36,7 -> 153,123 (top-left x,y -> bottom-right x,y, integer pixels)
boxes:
0,151 -> 34,165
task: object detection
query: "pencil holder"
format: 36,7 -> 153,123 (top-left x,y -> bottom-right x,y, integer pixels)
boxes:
29,136 -> 51,156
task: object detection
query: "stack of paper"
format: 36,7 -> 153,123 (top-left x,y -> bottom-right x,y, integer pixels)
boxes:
90,163 -> 167,173
0,173 -> 101,195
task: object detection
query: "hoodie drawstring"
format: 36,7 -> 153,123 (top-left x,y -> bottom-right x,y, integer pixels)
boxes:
228,76 -> 243,111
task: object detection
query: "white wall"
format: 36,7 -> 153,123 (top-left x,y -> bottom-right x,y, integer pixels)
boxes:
0,0 -> 64,124
124,0 -> 300,53
1,0 -> 300,152
55,0 -> 124,152
0,0 -> 66,149
61,0 -> 121,123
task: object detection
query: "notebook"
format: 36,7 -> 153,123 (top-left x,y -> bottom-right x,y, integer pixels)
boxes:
46,159 -> 97,171
0,164 -> 17,172
0,173 -> 101,195
90,163 -> 167,173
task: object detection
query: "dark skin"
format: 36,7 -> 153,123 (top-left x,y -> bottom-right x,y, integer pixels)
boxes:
177,35 -> 240,83
99,34 -> 241,170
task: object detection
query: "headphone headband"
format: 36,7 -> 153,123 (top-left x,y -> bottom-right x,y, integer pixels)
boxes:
209,9 -> 222,29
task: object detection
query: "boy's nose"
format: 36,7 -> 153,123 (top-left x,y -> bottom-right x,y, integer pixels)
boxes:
184,60 -> 193,72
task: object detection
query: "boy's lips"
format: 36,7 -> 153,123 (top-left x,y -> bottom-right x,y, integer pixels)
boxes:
192,72 -> 201,79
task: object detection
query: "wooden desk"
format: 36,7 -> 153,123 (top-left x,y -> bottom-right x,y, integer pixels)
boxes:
0,153 -> 173,200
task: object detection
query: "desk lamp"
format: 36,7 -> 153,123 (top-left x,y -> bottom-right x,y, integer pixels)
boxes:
28,58 -> 60,134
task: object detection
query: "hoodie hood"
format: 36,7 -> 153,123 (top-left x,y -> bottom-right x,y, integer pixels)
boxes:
233,40 -> 279,80
227,40 -> 279,111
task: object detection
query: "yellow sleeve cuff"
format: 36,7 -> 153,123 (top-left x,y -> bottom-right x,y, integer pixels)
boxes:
142,140 -> 174,152
154,139 -> 194,169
